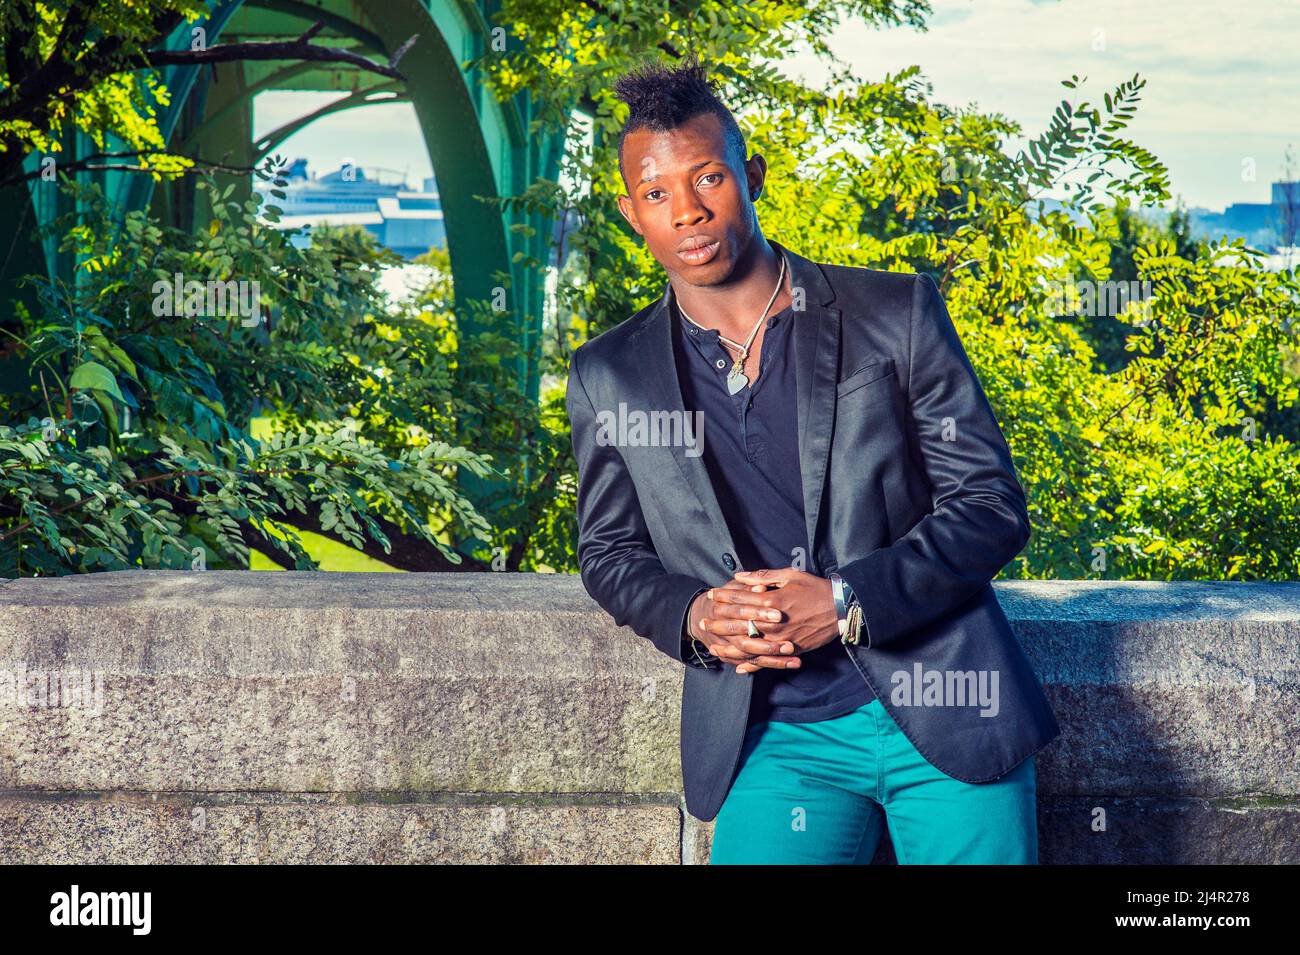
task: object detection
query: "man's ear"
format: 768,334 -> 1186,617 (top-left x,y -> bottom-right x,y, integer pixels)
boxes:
616,194 -> 643,236
745,153 -> 768,203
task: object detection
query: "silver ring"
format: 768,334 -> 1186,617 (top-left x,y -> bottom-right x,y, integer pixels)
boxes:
747,618 -> 760,637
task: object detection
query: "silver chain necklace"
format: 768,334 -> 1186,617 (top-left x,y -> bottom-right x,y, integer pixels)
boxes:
676,252 -> 788,395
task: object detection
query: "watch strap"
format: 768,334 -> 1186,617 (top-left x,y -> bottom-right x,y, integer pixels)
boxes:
829,573 -> 849,637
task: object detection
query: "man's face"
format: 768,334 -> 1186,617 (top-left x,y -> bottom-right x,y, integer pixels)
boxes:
616,112 -> 764,287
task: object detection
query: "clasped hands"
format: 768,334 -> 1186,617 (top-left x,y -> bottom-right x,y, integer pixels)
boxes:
686,567 -> 841,674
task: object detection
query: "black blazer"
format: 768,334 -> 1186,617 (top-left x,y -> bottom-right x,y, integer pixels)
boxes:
566,238 -> 1060,821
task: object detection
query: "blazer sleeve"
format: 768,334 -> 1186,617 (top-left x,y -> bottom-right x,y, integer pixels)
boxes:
836,272 -> 1031,650
566,347 -> 718,666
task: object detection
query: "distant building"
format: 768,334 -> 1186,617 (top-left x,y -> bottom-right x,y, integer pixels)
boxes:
1188,179 -> 1299,251
255,159 -> 446,258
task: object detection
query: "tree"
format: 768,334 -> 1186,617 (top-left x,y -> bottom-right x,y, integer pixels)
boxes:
0,1 -> 414,188
1076,196 -> 1205,373
0,2 -> 495,576
0,173 -> 495,575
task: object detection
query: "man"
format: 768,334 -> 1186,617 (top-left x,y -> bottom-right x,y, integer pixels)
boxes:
565,57 -> 1061,864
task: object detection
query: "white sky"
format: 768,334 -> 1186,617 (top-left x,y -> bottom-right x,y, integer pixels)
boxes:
253,0 -> 1298,212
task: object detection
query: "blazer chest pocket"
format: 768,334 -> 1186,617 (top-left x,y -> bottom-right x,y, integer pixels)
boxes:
835,357 -> 895,399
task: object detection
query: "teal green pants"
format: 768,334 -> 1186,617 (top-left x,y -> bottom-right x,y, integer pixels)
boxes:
709,698 -> 1038,864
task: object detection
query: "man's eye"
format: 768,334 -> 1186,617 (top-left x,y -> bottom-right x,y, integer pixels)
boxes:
645,189 -> 664,201
700,173 -> 722,185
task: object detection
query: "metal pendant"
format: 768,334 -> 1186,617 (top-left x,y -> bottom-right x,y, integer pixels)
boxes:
726,367 -> 748,394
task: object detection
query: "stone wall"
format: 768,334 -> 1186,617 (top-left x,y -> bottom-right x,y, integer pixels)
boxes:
1,571 -> 1295,863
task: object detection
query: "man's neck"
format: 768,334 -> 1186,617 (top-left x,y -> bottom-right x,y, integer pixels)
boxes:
671,236 -> 790,341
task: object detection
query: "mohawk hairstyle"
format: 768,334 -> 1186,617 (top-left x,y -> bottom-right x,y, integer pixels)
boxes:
613,55 -> 748,189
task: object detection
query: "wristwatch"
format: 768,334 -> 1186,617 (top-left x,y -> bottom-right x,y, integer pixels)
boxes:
828,572 -> 865,646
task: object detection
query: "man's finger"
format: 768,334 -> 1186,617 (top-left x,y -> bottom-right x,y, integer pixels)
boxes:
707,642 -> 753,662
710,588 -> 780,608
705,579 -> 761,601
732,569 -> 790,587
701,616 -> 772,640
736,655 -> 802,673
709,639 -> 782,661
736,634 -> 795,655
697,619 -> 755,655
708,633 -> 797,658
701,616 -> 788,644
701,620 -> 795,656
710,599 -> 783,623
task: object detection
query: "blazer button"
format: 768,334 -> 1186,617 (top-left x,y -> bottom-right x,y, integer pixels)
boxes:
721,553 -> 736,570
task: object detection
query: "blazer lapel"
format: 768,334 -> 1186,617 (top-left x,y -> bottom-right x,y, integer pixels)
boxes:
775,240 -> 841,571
629,239 -> 841,574
630,283 -> 742,568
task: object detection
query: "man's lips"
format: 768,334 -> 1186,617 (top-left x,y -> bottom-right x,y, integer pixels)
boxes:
678,234 -> 719,251
676,236 -> 721,265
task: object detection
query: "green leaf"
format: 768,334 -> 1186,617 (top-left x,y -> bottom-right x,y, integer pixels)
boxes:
70,361 -> 126,403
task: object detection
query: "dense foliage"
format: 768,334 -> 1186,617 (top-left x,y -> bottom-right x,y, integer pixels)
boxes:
2,0 -> 1297,580
0,176 -> 494,575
